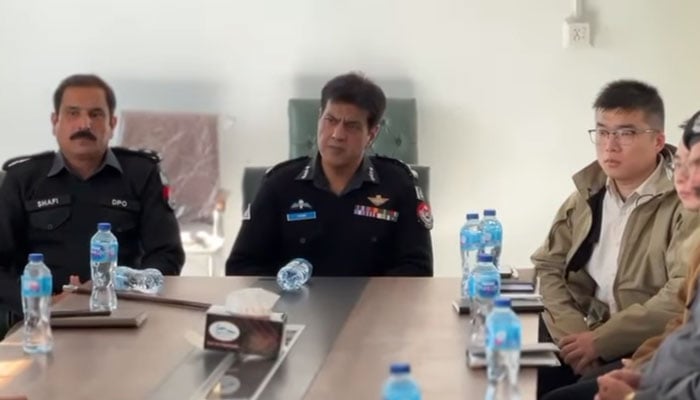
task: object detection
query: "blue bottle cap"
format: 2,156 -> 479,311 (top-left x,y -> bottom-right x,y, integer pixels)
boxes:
466,213 -> 479,220
494,297 -> 512,307
477,254 -> 494,263
483,209 -> 496,217
98,222 -> 112,231
28,253 -> 44,263
389,362 -> 411,374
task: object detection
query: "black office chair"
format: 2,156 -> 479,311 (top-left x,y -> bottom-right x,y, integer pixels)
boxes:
0,171 -> 8,338
0,171 -> 24,337
242,167 -> 269,210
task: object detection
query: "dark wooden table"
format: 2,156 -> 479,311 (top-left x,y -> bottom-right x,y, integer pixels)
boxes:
0,277 -> 538,400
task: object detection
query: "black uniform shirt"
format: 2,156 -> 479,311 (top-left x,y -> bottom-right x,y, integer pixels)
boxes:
226,154 -> 433,277
0,147 -> 185,314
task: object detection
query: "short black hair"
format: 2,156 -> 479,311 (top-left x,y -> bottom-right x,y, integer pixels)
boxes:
593,80 -> 664,130
320,72 -> 386,128
53,74 -> 116,117
682,110 -> 700,149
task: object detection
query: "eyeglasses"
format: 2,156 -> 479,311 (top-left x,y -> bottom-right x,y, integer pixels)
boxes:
672,160 -> 689,176
587,128 -> 657,146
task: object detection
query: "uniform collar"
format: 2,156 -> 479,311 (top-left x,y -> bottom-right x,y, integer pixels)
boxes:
296,153 -> 379,194
48,148 -> 123,178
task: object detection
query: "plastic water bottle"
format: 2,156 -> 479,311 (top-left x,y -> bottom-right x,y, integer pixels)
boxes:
382,362 -> 421,400
460,213 -> 481,299
276,258 -> 313,291
21,253 -> 53,354
480,209 -> 503,268
90,222 -> 118,311
485,298 -> 521,400
114,266 -> 164,294
471,254 -> 501,349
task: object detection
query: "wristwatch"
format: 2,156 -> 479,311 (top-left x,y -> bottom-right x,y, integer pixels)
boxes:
624,392 -> 636,400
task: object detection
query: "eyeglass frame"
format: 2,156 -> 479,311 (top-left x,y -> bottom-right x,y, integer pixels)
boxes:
587,127 -> 659,146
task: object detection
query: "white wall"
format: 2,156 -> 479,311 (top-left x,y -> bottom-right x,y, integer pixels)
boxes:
1,0 -> 699,276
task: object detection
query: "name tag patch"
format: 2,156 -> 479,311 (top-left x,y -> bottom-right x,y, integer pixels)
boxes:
99,198 -> 141,212
286,211 -> 317,222
38,198 -> 59,208
354,205 -> 399,222
25,195 -> 71,211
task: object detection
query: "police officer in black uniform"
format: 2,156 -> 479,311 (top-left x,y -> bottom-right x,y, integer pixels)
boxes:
226,72 -> 433,277
0,74 -> 185,317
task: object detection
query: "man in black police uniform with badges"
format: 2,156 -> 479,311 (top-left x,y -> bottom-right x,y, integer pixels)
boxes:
226,72 -> 433,277
0,74 -> 185,319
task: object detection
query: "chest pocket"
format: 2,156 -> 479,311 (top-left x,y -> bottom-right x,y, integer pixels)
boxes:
352,204 -> 397,244
282,215 -> 323,247
99,198 -> 141,233
26,195 -> 72,231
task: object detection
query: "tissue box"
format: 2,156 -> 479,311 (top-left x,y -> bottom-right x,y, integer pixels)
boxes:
204,305 -> 286,358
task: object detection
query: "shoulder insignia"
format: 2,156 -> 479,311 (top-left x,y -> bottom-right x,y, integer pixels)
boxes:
372,155 -> 419,180
111,146 -> 161,162
2,151 -> 54,171
417,201 -> 433,230
159,169 -> 176,211
373,155 -> 430,211
265,156 -> 310,177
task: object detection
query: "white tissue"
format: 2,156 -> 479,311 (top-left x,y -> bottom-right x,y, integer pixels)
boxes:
225,288 -> 280,316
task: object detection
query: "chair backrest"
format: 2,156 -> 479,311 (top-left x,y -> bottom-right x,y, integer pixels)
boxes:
287,98 -> 418,163
242,166 -> 269,210
118,110 -> 221,225
0,170 -> 5,188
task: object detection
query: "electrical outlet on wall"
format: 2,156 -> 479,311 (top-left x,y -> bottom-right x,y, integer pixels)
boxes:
563,21 -> 591,48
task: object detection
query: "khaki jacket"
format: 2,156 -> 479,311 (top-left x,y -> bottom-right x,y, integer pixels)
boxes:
630,227 -> 700,366
532,146 -> 698,360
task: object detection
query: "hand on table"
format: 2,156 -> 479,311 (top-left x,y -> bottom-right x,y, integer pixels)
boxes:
52,275 -> 81,304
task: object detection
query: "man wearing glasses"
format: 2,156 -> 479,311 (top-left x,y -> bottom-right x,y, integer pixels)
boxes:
532,80 -> 697,396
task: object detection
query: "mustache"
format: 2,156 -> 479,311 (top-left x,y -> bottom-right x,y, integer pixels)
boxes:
70,129 -> 97,141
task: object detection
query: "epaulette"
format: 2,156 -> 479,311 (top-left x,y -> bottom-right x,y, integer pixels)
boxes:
2,150 -> 54,171
372,155 -> 419,180
265,156 -> 310,176
112,146 -> 161,163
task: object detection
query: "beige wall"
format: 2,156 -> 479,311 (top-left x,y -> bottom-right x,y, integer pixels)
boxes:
1,0 -> 699,276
